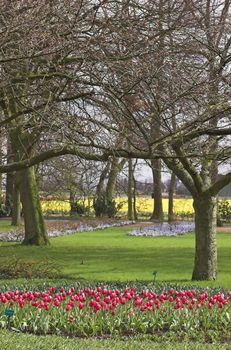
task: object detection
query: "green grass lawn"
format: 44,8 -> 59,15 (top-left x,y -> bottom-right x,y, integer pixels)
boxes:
0,219 -> 16,232
0,330 -> 228,350
0,225 -> 230,288
0,223 -> 231,348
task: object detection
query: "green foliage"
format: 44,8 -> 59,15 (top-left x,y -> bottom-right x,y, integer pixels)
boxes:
93,196 -> 123,218
0,256 -> 61,279
175,211 -> 194,221
0,206 -> 7,217
0,280 -> 229,298
44,208 -> 69,216
70,202 -> 86,216
0,283 -> 230,342
0,283 -> 230,347
218,199 -> 231,223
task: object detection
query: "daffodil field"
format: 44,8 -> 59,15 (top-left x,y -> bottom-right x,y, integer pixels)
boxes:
41,197 -> 195,218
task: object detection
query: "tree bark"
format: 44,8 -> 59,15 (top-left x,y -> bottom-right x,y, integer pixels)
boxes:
106,158 -> 120,203
192,194 -> 217,280
18,166 -> 49,245
93,163 -> 110,217
96,163 -> 110,199
69,190 -> 77,215
5,173 -> 14,216
168,172 -> 175,222
11,173 -> 21,226
150,159 -> 163,221
0,137 -> 2,208
127,158 -> 134,220
133,172 -> 138,220
5,138 -> 14,215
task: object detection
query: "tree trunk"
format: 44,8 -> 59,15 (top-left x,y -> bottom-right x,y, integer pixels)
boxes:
133,173 -> 137,220
106,158 -> 126,203
106,158 -> 119,203
69,190 -> 77,215
96,163 -> 110,199
192,195 -> 217,280
150,159 -> 163,221
168,172 -> 175,222
93,163 -> 110,217
19,166 -> 49,245
5,173 -> 14,216
0,137 -> 2,209
11,173 -> 21,226
5,139 -> 14,216
127,158 -> 133,220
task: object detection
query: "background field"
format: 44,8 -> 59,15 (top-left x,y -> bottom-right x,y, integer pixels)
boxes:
41,197 -> 195,216
41,197 -> 231,217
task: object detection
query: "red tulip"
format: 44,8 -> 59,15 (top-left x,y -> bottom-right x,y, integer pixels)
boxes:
79,303 -> 85,309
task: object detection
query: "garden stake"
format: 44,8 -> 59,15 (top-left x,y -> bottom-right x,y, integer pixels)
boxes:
4,308 -> 14,329
152,271 -> 157,282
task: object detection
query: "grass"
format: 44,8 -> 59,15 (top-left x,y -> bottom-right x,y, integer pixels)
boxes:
0,330 -> 229,350
0,219 -> 17,232
0,225 -> 231,288
0,223 -> 231,348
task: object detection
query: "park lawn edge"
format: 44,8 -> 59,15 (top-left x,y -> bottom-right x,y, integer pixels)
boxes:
0,329 -> 230,350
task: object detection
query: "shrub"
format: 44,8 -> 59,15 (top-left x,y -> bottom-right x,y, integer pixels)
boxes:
175,211 -> 194,221
93,195 -> 123,218
70,202 -> 86,216
0,205 -> 7,217
0,256 -> 61,279
218,199 -> 231,223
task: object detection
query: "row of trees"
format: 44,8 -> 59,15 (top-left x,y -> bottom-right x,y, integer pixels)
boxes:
0,0 -> 230,280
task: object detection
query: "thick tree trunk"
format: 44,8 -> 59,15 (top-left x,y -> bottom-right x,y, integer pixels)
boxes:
168,172 -> 175,222
19,166 -> 49,245
11,173 -> 21,226
106,158 -> 119,203
192,195 -> 217,280
150,159 -> 163,221
96,163 -> 110,199
94,163 -> 110,217
106,158 -> 126,203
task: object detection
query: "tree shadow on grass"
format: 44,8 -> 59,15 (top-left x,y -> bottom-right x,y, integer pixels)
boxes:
0,244 -> 23,248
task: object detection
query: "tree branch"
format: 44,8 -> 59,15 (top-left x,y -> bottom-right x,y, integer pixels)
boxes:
208,172 -> 231,196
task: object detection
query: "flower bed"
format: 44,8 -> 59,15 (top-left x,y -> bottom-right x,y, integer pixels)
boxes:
128,221 -> 195,237
0,285 -> 230,337
0,220 -> 135,242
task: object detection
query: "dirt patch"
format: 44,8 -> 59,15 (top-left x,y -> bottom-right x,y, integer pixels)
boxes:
217,226 -> 231,233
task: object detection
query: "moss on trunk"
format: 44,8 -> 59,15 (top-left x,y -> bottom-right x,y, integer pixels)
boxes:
11,173 -> 21,226
150,159 -> 163,221
192,194 -> 217,280
19,166 -> 49,245
127,158 -> 134,220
